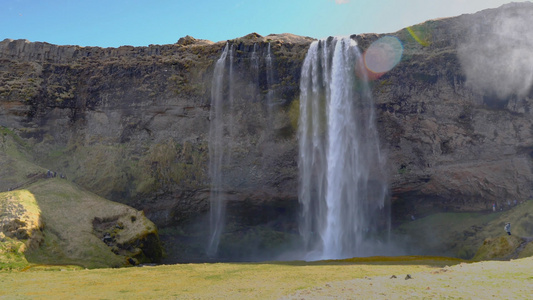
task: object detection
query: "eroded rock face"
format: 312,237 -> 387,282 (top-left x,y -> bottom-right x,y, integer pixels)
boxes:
1,3 -> 533,232
369,2 -> 533,218
0,33 -> 311,232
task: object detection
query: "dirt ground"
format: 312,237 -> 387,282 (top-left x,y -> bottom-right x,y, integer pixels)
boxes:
282,257 -> 533,299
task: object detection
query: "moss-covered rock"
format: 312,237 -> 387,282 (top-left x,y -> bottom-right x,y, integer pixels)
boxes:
0,132 -> 163,268
473,235 -> 525,261
0,190 -> 43,270
23,179 -> 163,268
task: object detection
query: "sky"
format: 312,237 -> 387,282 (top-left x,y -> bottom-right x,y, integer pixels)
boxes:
0,0 -> 530,48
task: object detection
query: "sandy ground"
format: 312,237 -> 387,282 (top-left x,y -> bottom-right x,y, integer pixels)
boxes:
281,258 -> 533,299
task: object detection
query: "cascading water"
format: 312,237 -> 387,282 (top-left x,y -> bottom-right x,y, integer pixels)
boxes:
266,43 -> 275,110
207,43 -> 232,257
207,42 -> 279,258
298,37 -> 389,260
251,43 -> 260,79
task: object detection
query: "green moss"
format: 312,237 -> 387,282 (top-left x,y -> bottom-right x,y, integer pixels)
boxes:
396,201 -> 533,260
287,98 -> 299,131
0,236 -> 30,270
472,235 -> 523,261
0,126 -> 30,150
0,190 -> 43,270
133,141 -> 208,195
518,242 -> 533,258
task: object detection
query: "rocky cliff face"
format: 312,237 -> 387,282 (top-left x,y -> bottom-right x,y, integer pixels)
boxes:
1,3 -> 533,259
0,33 -> 311,239
369,2 -> 533,219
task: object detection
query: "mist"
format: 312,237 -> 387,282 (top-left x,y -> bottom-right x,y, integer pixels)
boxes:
458,3 -> 533,99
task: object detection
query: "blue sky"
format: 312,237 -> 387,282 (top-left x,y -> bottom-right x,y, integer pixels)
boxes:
1,0 -> 529,47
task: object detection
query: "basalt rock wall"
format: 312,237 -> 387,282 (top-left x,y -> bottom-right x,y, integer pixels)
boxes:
1,3 -> 533,229
0,33 -> 312,229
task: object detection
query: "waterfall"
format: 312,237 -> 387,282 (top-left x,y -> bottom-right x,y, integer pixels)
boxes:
251,43 -> 260,77
298,37 -> 389,260
207,43 -> 232,257
266,43 -> 275,108
207,42 -> 278,258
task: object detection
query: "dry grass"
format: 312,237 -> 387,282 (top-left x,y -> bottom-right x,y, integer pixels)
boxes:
0,256 -> 531,299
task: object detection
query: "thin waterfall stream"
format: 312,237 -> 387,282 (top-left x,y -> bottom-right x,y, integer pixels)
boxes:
207,42 -> 280,258
207,43 -> 235,257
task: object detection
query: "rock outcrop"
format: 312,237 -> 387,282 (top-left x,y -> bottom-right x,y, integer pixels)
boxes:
0,189 -> 43,269
0,132 -> 163,268
0,181 -> 163,269
1,3 -> 533,260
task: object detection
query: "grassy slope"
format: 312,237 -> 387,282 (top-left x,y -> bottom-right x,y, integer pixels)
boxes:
0,127 -> 161,269
395,200 -> 533,259
0,256 -> 531,299
23,179 -> 159,268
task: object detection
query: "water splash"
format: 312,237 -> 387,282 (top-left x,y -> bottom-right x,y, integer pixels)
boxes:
298,37 -> 389,260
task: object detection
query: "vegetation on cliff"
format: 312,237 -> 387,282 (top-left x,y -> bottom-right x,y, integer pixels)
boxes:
0,129 -> 163,269
396,199 -> 533,260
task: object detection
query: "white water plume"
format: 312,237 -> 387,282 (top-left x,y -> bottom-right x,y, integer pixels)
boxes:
458,3 -> 533,99
298,37 -> 389,260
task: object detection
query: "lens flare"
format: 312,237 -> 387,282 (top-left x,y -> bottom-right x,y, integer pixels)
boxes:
363,36 -> 403,80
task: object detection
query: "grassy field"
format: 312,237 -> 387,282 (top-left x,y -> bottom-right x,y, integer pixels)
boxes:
0,255 -> 531,299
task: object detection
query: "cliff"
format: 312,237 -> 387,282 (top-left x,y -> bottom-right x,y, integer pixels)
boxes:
0,130 -> 163,268
371,2 -> 533,218
1,3 -> 533,261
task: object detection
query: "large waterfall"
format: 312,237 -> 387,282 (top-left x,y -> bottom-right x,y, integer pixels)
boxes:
298,37 -> 389,260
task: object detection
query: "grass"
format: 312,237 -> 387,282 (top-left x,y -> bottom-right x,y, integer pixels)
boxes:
472,235 -> 524,260
22,179 -> 162,268
0,255 -> 531,299
1,131 -> 163,269
395,200 -> 533,259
